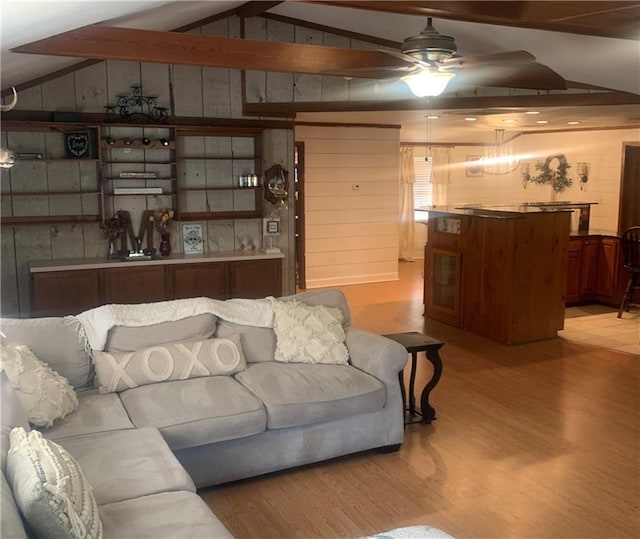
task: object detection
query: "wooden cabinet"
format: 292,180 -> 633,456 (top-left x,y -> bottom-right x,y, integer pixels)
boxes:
579,238 -> 599,297
424,210 -> 570,345
566,235 -> 622,306
171,263 -> 228,300
229,258 -> 283,299
31,270 -> 100,317
424,246 -> 462,327
566,239 -> 583,303
1,123 -> 102,226
176,128 -> 263,221
103,266 -> 166,304
30,256 -> 283,316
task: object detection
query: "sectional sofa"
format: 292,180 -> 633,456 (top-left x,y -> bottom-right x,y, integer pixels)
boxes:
1,289 -> 408,538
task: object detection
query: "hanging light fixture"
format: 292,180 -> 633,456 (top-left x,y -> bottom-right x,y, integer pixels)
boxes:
402,70 -> 456,97
480,129 -> 520,175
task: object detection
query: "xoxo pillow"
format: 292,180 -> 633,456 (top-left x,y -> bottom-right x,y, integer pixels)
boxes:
93,335 -> 245,394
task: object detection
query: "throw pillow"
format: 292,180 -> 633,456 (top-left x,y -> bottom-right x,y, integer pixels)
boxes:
7,427 -> 103,539
93,334 -> 246,393
0,345 -> 78,428
272,300 -> 349,365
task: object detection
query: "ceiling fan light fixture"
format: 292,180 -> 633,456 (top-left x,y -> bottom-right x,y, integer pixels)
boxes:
402,70 -> 455,97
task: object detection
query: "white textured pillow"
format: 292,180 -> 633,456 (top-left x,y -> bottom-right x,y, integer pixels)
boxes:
93,334 -> 246,393
272,300 -> 349,365
7,427 -> 103,539
0,345 -> 78,428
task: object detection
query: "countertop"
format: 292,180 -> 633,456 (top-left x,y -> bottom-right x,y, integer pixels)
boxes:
416,201 -> 599,220
29,250 -> 285,273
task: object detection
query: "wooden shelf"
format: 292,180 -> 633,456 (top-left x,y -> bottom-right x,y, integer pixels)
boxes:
179,186 -> 259,191
2,191 -> 100,197
104,177 -> 176,181
179,156 -> 257,160
179,210 -> 261,221
101,140 -> 175,150
2,215 -> 100,226
109,192 -> 176,197
102,161 -> 175,165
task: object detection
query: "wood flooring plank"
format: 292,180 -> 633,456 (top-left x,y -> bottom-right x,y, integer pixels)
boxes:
200,261 -> 640,538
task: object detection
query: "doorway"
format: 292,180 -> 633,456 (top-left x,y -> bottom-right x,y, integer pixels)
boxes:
294,142 -> 306,290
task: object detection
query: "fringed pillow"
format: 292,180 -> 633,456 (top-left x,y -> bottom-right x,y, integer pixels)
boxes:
272,300 -> 349,365
0,345 -> 78,428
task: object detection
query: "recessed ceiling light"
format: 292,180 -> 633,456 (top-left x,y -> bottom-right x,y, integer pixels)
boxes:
536,120 -> 549,124
502,119 -> 517,124
526,111 -> 540,115
426,115 -> 439,119
464,117 -> 477,121
567,121 -> 581,125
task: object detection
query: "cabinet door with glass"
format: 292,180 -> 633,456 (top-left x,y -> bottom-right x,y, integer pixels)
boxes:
424,246 -> 462,327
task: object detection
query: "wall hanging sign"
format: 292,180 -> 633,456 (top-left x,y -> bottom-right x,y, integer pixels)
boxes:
182,224 -> 204,255
64,131 -> 95,159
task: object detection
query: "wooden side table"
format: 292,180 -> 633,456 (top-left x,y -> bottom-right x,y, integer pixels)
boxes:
383,331 -> 444,424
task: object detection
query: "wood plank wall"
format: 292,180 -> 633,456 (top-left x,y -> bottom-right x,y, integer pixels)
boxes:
0,15 -> 296,318
296,125 -> 401,288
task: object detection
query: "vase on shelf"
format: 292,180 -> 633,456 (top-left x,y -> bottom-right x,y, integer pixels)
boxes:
159,232 -> 172,256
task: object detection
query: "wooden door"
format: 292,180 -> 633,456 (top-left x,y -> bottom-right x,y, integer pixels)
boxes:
618,143 -> 640,234
579,237 -> 600,299
229,258 -> 282,299
294,142 -> 306,290
102,266 -> 166,304
566,239 -> 583,303
31,270 -> 100,317
171,263 -> 227,300
424,246 -> 462,327
596,237 -> 620,304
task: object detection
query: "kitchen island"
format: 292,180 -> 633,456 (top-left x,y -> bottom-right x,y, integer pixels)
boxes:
420,204 -> 571,345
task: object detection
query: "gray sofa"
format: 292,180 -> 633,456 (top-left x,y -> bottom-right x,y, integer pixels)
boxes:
1,289 -> 408,538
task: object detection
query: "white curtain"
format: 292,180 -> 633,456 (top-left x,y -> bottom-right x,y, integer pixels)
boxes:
430,146 -> 451,206
399,146 -> 416,262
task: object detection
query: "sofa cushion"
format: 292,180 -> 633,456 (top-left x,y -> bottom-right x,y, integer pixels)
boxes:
235,362 -> 386,429
272,300 -> 349,365
215,321 -> 276,363
99,491 -> 233,539
93,334 -> 246,393
1,470 -> 27,539
119,377 -> 266,451
281,288 -> 352,329
1,345 -> 78,427
42,390 -> 134,443
0,317 -> 92,389
7,428 -> 102,539
1,370 -> 30,474
104,313 -> 217,352
60,427 -> 195,506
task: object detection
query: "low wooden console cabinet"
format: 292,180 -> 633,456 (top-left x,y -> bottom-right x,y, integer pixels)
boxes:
29,253 -> 283,317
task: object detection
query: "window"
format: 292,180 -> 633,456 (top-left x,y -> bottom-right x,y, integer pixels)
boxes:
414,155 -> 433,221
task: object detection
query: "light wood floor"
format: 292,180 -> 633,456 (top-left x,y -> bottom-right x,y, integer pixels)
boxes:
201,262 -> 640,539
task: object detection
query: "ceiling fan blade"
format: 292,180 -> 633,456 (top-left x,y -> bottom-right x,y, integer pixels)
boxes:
322,65 -> 418,79
13,24 -> 407,77
450,62 -> 567,91
441,50 -> 536,68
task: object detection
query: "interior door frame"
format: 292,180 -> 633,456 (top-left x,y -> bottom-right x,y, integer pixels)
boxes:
294,141 -> 306,290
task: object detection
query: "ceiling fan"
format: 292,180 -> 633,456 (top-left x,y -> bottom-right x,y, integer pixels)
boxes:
13,18 -> 567,96
325,18 -> 567,95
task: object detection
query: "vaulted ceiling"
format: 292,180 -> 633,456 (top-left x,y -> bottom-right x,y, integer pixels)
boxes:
2,1 -> 639,142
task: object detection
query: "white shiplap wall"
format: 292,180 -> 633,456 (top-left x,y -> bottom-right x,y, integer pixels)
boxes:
296,125 -> 401,288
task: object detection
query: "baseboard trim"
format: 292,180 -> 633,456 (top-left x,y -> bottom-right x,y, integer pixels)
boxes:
305,272 -> 398,289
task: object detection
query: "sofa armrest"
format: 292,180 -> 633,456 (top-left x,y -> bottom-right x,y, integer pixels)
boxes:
346,328 -> 408,382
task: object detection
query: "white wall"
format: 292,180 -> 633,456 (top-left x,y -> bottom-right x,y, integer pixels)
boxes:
296,125 -> 401,288
444,128 -> 640,232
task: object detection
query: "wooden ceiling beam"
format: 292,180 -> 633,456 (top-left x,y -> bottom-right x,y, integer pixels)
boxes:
12,25 -> 406,76
235,1 -> 284,18
243,91 -> 640,117
306,1 -> 640,40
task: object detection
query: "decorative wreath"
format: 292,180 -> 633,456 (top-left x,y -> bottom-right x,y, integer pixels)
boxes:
526,153 -> 572,193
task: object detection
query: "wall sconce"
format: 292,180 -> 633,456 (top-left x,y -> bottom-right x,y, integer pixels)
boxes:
577,162 -> 589,190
